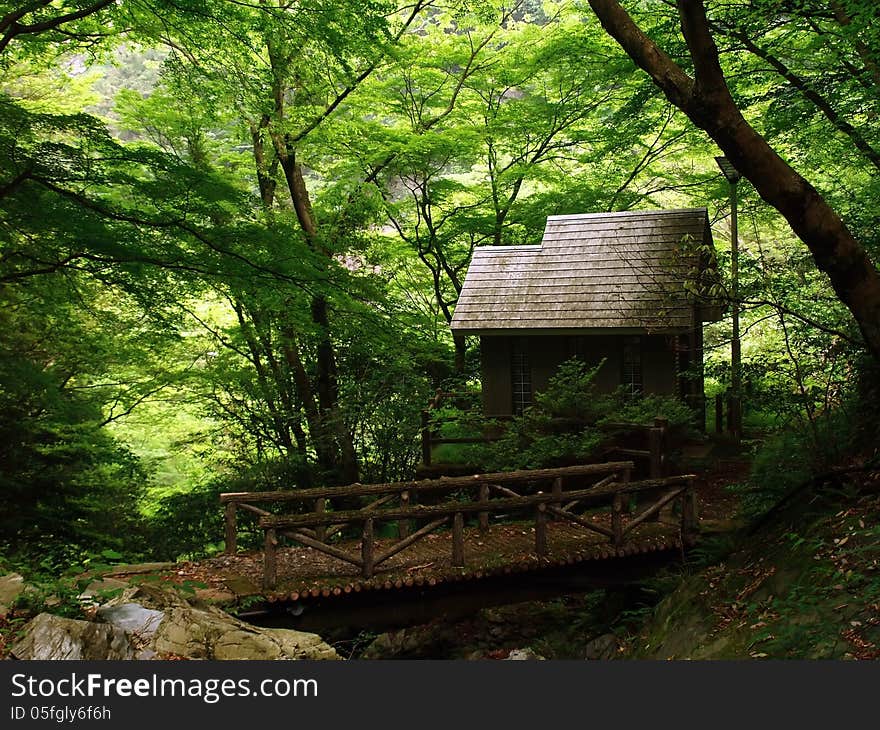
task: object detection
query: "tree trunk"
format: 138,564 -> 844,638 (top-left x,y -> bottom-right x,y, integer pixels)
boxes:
275,141 -> 360,484
586,0 -> 880,363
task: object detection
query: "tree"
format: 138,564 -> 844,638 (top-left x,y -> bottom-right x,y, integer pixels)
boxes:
109,0 -> 444,484
586,0 -> 880,362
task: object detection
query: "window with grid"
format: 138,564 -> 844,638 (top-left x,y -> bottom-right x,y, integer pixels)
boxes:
621,336 -> 643,397
510,339 -> 532,416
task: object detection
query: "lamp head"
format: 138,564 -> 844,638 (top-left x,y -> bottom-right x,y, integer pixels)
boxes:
715,155 -> 741,183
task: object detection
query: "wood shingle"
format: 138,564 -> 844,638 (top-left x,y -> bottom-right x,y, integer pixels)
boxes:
450,208 -> 719,334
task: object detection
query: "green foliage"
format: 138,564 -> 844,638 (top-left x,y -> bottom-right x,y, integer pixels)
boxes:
6,547 -> 129,622
478,358 -> 693,472
611,394 -> 695,431
731,356 -> 880,519
0,342 -> 149,565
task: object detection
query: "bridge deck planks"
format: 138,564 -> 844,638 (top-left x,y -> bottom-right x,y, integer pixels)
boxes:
170,517 -> 688,604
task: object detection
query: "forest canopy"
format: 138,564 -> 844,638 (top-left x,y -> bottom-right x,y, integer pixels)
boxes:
1,0 -> 878,571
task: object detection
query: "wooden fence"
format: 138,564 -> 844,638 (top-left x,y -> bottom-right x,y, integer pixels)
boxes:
220,461 -> 697,590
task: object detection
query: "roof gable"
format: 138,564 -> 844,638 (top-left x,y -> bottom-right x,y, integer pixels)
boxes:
450,208 -> 718,334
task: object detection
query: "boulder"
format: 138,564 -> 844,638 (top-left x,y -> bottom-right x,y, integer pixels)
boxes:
584,633 -> 619,660
0,572 -> 25,617
504,648 -> 545,660
79,576 -> 129,601
97,603 -> 164,639
362,628 -> 433,659
153,603 -> 339,660
103,584 -> 339,660
10,582 -> 339,661
11,613 -> 135,660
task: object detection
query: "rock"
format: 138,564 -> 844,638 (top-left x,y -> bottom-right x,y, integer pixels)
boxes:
78,577 -> 129,605
108,583 -> 338,660
194,587 -> 236,604
504,648 -> 545,660
153,603 -> 339,660
361,624 -> 461,659
223,576 -> 260,596
11,613 -> 135,660
584,633 -> 619,660
0,572 -> 25,617
104,562 -> 176,577
363,629 -> 429,659
12,582 -> 339,661
97,603 -> 164,639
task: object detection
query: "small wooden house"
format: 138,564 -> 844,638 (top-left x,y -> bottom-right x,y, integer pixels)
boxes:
450,208 -> 721,422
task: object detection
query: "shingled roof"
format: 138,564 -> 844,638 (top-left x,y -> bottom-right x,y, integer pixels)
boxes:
450,208 -> 719,334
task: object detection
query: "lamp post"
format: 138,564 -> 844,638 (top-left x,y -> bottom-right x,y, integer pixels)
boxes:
715,155 -> 742,440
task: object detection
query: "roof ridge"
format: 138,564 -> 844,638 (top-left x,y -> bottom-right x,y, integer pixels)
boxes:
546,207 -> 707,222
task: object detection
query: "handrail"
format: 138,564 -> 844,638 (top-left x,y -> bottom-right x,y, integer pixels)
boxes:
255,471 -> 697,589
220,461 -> 635,556
259,476 -> 692,530
220,461 -> 634,504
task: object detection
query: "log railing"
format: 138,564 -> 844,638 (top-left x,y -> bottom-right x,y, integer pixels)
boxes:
420,389 -> 497,467
601,417 -> 670,479
221,462 -> 697,590
221,461 -> 634,557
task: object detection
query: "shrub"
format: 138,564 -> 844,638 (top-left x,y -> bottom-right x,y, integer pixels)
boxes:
478,358 -> 694,472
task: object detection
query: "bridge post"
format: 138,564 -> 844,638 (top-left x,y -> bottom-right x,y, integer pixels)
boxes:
362,518 -> 375,578
452,512 -> 465,567
550,477 -> 563,521
263,528 -> 277,590
648,419 -> 667,522
314,498 -> 326,543
535,504 -> 548,558
225,502 -> 237,555
478,484 -> 490,533
399,490 -> 411,539
421,410 -> 432,466
612,493 -> 624,548
649,419 -> 667,479
682,480 -> 698,542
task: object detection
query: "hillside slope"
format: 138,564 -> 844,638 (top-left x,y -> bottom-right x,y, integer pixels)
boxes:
627,472 -> 880,659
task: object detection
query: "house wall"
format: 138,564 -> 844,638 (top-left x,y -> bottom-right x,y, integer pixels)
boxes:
480,332 -> 686,417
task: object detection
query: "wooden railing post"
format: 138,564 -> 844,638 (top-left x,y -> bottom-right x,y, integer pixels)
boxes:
478,483 -> 490,533
550,477 -> 563,521
452,512 -> 465,567
648,426 -> 663,479
621,466 -> 632,514
225,502 -> 237,555
313,497 -> 326,543
421,410 -> 432,466
535,503 -> 548,558
682,480 -> 698,541
398,490 -> 411,539
362,518 -> 375,578
263,528 -> 277,590
612,493 -> 624,547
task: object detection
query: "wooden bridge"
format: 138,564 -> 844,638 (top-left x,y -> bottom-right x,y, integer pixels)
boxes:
218,461 -> 698,616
